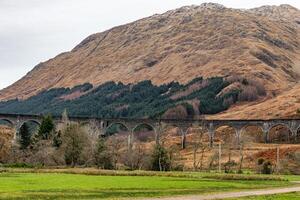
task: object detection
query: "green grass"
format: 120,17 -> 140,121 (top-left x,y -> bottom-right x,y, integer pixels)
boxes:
283,174 -> 300,182
0,172 -> 292,200
229,192 -> 300,200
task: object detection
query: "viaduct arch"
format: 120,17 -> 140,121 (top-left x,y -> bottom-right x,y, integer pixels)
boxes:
1,113 -> 300,148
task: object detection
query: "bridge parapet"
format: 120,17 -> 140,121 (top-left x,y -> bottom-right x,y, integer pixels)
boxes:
1,113 -> 300,148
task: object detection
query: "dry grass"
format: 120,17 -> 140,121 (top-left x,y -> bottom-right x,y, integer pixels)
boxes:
1,4 -> 300,108
0,126 -> 14,162
0,167 -> 287,182
0,167 -> 197,179
211,84 -> 300,119
203,174 -> 286,181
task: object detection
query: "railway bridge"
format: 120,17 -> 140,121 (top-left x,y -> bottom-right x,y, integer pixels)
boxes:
0,113 -> 300,147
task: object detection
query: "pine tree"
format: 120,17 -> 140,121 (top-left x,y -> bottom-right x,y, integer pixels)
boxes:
94,137 -> 113,169
19,123 -> 31,149
38,115 -> 55,140
63,123 -> 87,167
151,144 -> 171,171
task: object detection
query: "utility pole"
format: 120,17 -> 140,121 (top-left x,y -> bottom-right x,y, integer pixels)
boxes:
276,146 -> 280,173
238,143 -> 244,173
219,143 -> 222,173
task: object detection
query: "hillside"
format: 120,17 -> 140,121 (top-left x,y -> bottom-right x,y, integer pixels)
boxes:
210,84 -> 300,119
0,77 -> 242,118
1,3 -> 300,118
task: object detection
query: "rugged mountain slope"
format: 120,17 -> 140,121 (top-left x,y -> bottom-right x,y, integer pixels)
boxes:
1,3 -> 300,119
1,3 -> 300,102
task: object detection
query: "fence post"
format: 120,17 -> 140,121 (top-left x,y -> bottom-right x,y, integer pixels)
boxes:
218,143 -> 222,173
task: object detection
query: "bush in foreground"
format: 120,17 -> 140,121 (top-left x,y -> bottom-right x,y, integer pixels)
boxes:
151,144 -> 171,171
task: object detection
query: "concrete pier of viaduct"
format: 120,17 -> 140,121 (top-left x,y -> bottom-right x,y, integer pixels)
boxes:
1,113 -> 300,148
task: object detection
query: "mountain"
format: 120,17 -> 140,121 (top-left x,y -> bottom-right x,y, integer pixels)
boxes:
1,3 -> 300,119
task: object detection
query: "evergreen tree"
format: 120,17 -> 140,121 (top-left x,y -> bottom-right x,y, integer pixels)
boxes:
151,144 -> 171,171
38,115 -> 55,139
19,123 -> 31,149
63,123 -> 87,167
94,137 -> 113,169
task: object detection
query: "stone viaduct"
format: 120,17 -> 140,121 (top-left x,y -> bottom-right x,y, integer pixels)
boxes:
1,113 -> 300,148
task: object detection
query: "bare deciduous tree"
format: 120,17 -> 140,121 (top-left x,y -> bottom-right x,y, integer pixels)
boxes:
208,151 -> 219,172
120,136 -> 153,170
191,127 -> 209,171
107,134 -> 128,169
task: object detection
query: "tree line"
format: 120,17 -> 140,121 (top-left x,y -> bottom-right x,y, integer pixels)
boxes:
13,112 -> 172,171
0,76 -> 264,118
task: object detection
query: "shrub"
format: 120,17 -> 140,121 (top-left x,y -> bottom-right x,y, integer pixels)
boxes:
257,158 -> 265,165
257,158 -> 273,174
151,144 -> 171,171
224,160 -> 237,173
262,161 -> 273,174
52,130 -> 62,148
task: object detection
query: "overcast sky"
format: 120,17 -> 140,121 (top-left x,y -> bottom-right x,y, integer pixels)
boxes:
0,0 -> 299,90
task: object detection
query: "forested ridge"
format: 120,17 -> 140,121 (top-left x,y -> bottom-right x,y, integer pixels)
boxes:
0,77 -> 255,118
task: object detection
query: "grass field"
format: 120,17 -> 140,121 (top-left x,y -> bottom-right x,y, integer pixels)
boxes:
0,170 -> 294,200
229,192 -> 300,200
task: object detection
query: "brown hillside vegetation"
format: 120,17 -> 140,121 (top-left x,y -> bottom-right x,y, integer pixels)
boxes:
211,84 -> 300,119
127,126 -> 300,172
1,3 -> 300,110
0,126 -> 14,162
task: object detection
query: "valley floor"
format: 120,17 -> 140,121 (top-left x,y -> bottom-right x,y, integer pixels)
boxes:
0,169 -> 297,200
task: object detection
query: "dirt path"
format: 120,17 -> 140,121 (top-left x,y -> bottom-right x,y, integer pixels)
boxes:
142,186 -> 300,200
